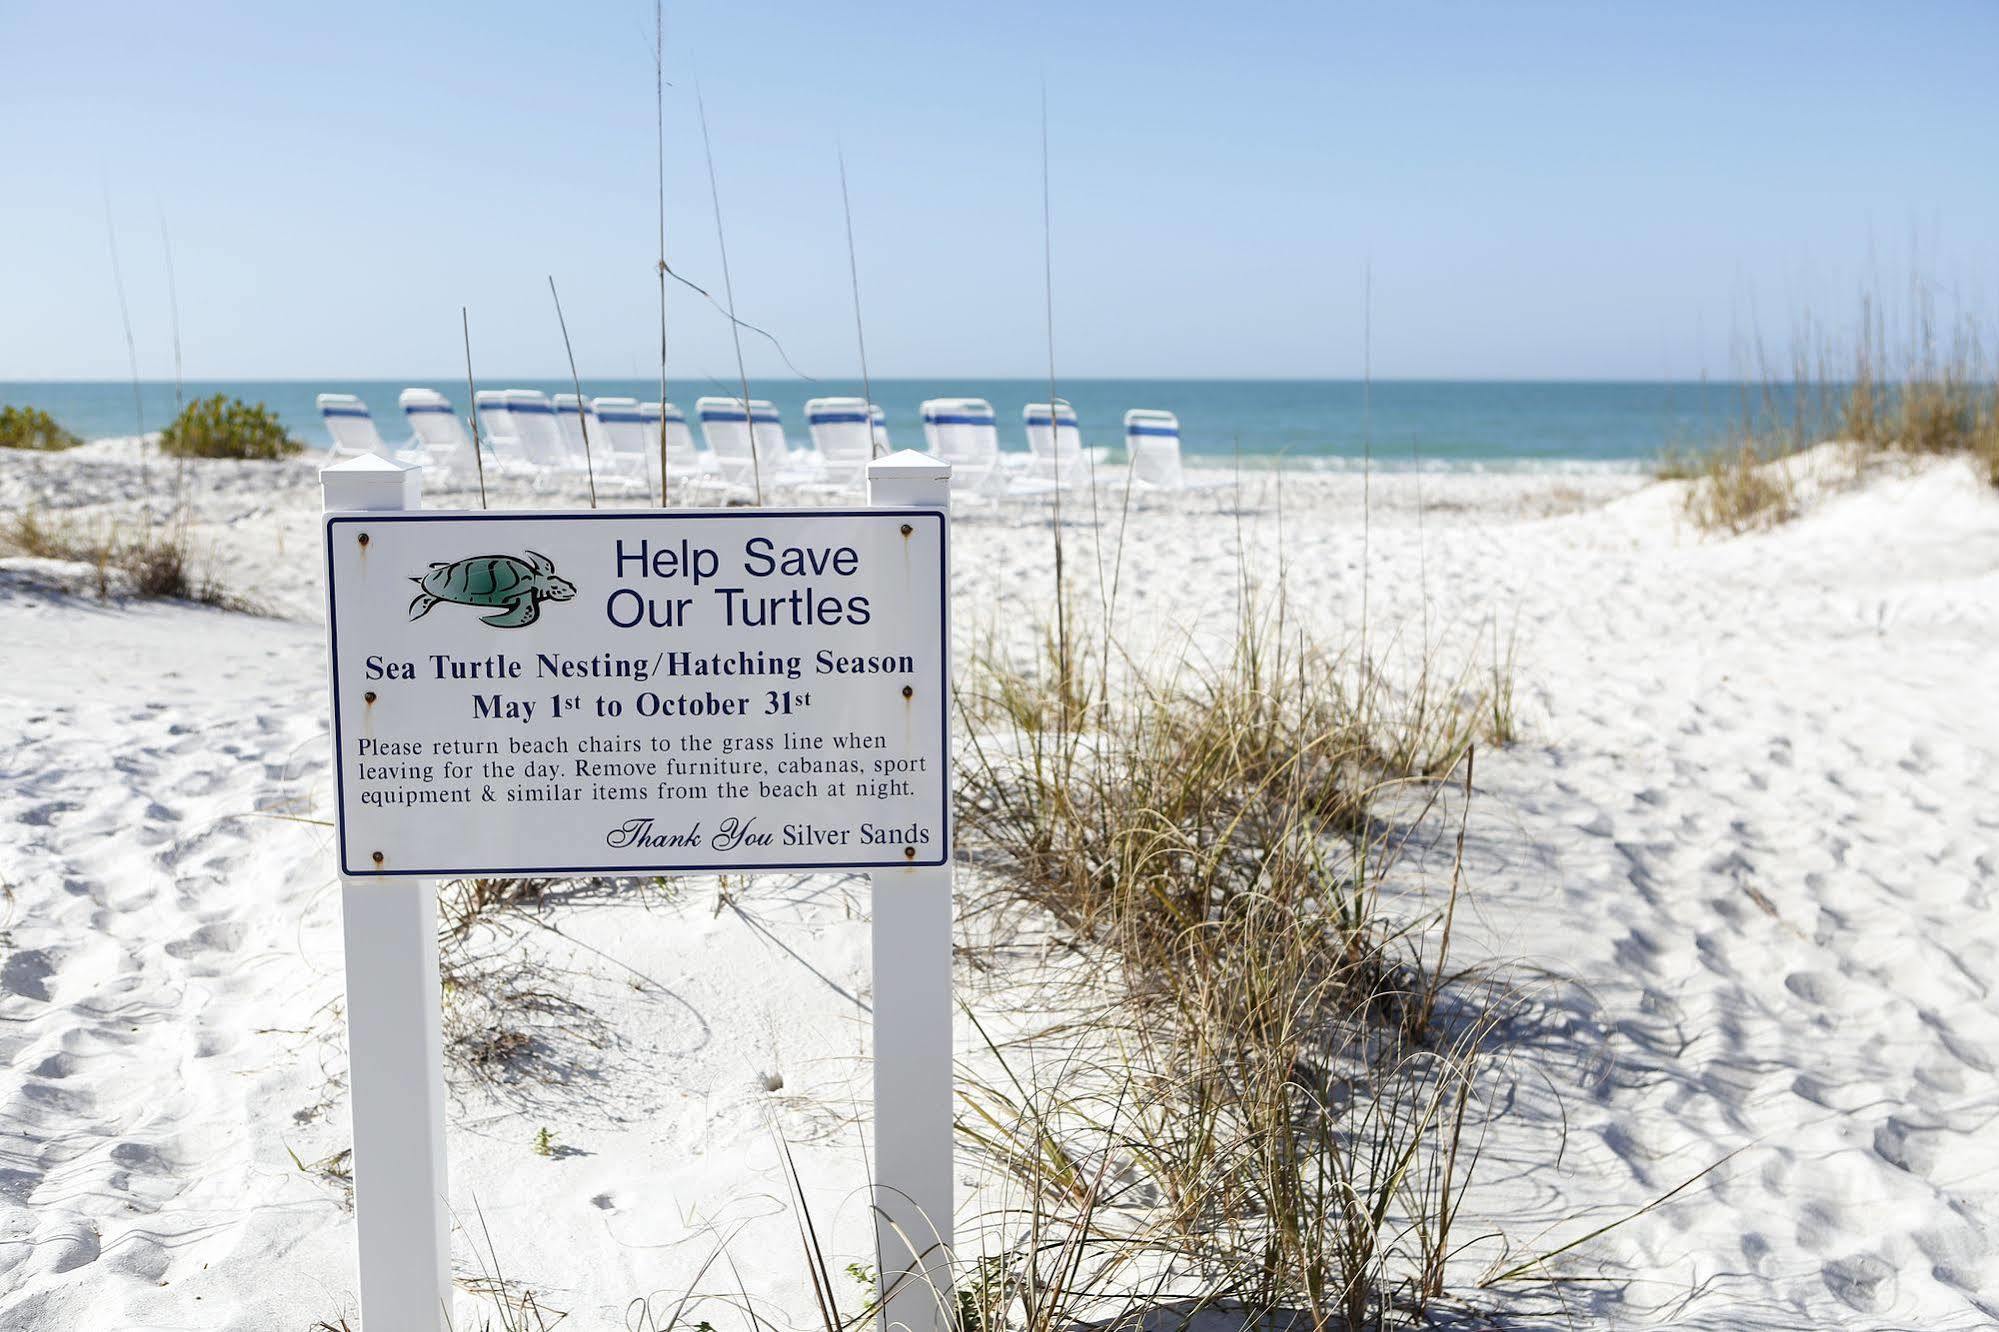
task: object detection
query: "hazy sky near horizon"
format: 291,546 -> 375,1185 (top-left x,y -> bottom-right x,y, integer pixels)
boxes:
4,1 -> 1995,382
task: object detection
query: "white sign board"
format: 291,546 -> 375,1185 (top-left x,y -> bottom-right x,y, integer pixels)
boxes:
324,509 -> 949,877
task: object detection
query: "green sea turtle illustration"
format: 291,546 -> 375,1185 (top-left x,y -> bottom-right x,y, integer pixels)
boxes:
407,550 -> 576,628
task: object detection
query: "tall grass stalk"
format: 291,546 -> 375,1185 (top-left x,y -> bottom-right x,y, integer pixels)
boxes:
102,189 -> 147,484
836,144 -> 878,461
159,207 -> 184,417
694,78 -> 763,505
1037,80 -> 1075,742
462,307 -> 489,509
1360,262 -> 1373,676
546,275 -> 599,509
158,207 -> 191,508
654,0 -> 673,506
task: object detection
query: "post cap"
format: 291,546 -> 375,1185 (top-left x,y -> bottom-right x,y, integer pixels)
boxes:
322,453 -> 423,512
320,454 -> 419,478
866,449 -> 952,481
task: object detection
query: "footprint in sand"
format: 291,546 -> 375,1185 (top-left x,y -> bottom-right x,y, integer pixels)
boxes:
20,1077 -> 98,1117
30,1219 -> 101,1276
29,1050 -> 80,1079
1919,1008 -> 1995,1074
0,1167 -> 40,1205
1790,1070 -> 1874,1112
2,949 -> 56,1002
1796,1197 -> 1854,1254
1915,1215 -> 1994,1295
1576,809 -> 1614,837
1740,1231 -> 1775,1278
104,1232 -> 169,1282
1898,739 -> 1934,775
164,921 -> 246,960
1821,1253 -> 1897,1313
1913,1055 -> 1967,1096
1873,1116 -> 1942,1177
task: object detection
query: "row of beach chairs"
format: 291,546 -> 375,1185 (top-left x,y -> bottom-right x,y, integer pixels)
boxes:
317,390 -> 1202,498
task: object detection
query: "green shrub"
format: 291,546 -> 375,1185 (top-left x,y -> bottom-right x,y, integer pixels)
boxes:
0,405 -> 83,451
158,394 -> 301,460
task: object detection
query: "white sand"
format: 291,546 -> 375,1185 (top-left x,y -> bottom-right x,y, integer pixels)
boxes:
1,441 -> 1995,1328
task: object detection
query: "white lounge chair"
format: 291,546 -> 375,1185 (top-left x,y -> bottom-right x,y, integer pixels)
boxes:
398,388 -> 477,480
696,396 -> 807,495
555,393 -> 617,478
469,390 -> 538,479
503,389 -> 582,477
751,401 -> 797,479
589,397 -> 654,490
1124,409 -> 1225,493
1125,409 -> 1186,489
641,401 -> 711,484
1023,401 -> 1091,489
474,390 -> 518,451
804,396 -> 878,492
318,393 -> 408,461
920,398 -> 1003,496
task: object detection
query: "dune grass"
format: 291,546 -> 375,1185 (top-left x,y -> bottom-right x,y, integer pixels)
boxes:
1676,286 -> 1999,533
1681,443 -> 1796,534
944,594 -> 1513,1330
0,505 -> 241,606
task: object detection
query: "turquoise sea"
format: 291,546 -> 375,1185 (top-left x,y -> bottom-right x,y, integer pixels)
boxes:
1,379 -> 1785,470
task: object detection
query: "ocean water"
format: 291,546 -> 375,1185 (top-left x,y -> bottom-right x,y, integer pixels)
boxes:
1,378 -> 1778,470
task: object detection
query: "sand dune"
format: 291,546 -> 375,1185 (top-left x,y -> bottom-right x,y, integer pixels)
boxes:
1,442 -> 1994,1327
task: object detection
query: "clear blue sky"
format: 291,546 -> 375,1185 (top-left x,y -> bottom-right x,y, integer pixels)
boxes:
3,1 -> 1993,380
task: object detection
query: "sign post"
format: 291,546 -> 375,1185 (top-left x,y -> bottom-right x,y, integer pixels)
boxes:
320,450 -> 954,1332
321,455 -> 453,1331
865,452 -> 955,1332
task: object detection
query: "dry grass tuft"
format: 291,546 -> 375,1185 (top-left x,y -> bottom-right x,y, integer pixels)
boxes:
1683,285 -> 1998,532
434,877 -> 609,1087
1681,444 -> 1794,535
951,601 -> 1513,1327
441,877 -> 555,940
0,506 -> 245,607
1651,448 -> 1705,482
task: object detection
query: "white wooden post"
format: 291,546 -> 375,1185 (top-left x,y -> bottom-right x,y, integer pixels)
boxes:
321,455 -> 452,1330
866,451 -> 954,1332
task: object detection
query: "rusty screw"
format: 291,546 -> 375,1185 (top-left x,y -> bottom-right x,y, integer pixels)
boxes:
357,532 -> 370,547
371,851 -> 385,865
899,523 -> 912,536
904,846 -> 916,860
901,685 -> 913,699
364,691 -> 377,704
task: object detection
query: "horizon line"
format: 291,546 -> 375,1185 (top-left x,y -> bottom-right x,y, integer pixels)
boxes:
6,373 -> 1784,386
